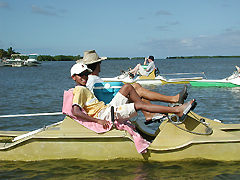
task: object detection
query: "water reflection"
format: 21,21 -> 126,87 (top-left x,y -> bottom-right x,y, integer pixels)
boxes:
1,159 -> 240,179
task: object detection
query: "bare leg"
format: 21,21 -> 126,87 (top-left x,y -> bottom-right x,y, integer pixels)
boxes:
140,98 -> 154,120
132,83 -> 180,103
119,83 -> 193,118
129,64 -> 141,76
130,83 -> 164,120
119,83 -> 154,120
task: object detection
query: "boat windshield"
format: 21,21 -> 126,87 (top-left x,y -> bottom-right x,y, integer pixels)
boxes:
28,55 -> 38,59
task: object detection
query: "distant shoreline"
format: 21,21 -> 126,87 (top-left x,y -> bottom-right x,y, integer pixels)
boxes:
2,47 -> 240,61
108,56 -> 240,60
166,56 -> 240,59
37,55 -> 240,61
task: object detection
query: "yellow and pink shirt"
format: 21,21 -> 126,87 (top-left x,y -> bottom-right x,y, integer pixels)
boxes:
72,85 -> 107,118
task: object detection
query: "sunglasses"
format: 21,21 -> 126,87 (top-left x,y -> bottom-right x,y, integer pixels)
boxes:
76,71 -> 90,77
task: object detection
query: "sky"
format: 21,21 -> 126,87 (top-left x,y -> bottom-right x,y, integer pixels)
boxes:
1,0 -> 240,58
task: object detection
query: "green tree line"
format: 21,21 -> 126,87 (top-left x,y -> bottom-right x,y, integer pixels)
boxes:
0,47 -> 81,61
107,57 -> 145,60
37,55 -> 81,61
0,47 -> 20,59
166,56 -> 240,59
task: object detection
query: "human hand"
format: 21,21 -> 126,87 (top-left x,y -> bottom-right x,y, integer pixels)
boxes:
98,119 -> 111,129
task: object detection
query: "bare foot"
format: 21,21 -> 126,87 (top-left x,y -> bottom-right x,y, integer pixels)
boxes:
177,85 -> 188,104
175,99 -> 195,117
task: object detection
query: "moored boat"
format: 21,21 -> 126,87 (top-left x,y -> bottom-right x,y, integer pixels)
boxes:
1,112 -> 240,161
1,54 -> 40,67
3,58 -> 24,67
24,54 -> 41,66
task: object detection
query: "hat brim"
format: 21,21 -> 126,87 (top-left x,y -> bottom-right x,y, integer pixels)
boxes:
78,57 -> 107,65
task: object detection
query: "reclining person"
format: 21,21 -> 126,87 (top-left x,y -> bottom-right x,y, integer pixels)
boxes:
128,56 -> 155,77
70,63 -> 196,129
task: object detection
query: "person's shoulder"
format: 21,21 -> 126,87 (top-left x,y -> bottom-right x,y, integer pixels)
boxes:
150,61 -> 155,66
74,85 -> 89,92
96,76 -> 104,82
89,75 -> 104,82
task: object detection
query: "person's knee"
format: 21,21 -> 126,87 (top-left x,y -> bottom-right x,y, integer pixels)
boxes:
122,83 -> 132,89
132,83 -> 143,96
119,83 -> 132,94
132,83 -> 141,89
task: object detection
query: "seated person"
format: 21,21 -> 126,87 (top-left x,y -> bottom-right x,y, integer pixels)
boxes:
70,63 -> 195,129
80,50 -> 188,122
128,56 -> 155,77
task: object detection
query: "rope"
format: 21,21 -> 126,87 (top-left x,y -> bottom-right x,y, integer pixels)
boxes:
0,112 -> 62,118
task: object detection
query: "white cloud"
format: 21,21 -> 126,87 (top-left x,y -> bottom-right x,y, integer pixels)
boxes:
155,25 -> 169,31
155,21 -> 180,32
167,21 -> 179,26
155,10 -> 172,16
140,29 -> 240,57
180,39 -> 193,47
31,5 -> 64,17
0,1 -> 9,9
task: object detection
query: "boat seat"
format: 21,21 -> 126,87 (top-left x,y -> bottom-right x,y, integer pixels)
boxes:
93,82 -> 124,104
138,69 -> 156,79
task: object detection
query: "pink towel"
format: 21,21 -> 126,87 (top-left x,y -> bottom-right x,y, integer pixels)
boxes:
62,89 -> 150,153
114,121 -> 150,153
62,89 -> 113,133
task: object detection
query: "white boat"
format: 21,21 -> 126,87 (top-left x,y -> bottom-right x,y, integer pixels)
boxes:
3,58 -> 25,67
102,70 -> 205,85
190,69 -> 240,87
24,54 -> 40,66
2,54 -> 40,67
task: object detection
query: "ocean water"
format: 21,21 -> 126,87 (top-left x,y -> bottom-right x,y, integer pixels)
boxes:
0,58 -> 240,179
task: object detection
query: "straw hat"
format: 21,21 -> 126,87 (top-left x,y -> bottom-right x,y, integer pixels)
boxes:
77,50 -> 107,65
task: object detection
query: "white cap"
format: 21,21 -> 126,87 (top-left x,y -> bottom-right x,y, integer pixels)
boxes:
70,63 -> 92,76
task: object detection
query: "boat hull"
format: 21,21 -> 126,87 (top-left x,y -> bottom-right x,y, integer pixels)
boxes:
190,72 -> 240,87
190,81 -> 239,87
102,76 -> 204,85
1,114 -> 240,161
190,79 -> 240,87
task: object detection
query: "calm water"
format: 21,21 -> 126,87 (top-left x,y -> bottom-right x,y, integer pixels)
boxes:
0,58 -> 240,179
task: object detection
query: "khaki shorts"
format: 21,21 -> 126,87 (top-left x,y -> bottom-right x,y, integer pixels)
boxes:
138,66 -> 148,76
98,92 -> 137,121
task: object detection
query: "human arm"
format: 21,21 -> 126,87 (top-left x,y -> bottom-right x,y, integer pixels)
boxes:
146,61 -> 155,72
143,57 -> 148,65
72,105 -> 110,129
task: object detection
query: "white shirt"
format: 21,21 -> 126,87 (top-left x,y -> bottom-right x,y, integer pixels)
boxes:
146,61 -> 155,76
86,75 -> 104,92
